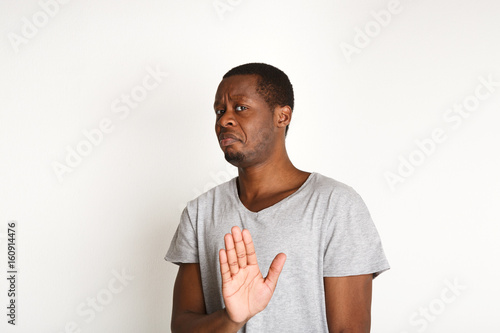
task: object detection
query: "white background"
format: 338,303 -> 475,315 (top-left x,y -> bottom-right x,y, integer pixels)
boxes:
1,0 -> 499,332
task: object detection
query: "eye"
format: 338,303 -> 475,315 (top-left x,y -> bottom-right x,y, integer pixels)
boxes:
235,105 -> 247,111
215,109 -> 225,116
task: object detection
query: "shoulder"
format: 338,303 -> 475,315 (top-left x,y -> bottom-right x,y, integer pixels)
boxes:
310,172 -> 362,201
184,177 -> 237,212
306,173 -> 370,218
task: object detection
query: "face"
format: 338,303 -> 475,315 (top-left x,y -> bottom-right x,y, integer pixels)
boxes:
214,74 -> 279,168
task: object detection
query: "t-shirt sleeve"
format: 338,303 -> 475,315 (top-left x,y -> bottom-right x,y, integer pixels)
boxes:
164,207 -> 199,265
323,187 -> 390,278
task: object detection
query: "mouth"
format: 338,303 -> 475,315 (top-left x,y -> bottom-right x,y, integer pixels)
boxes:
218,133 -> 240,147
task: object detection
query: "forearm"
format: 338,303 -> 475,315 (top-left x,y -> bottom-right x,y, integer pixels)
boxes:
330,327 -> 370,333
171,308 -> 246,333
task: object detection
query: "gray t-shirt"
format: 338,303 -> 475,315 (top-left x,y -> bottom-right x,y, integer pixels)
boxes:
165,172 -> 390,332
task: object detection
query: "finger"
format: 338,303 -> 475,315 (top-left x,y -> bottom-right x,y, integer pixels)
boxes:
219,249 -> 232,283
264,253 -> 287,291
224,233 -> 239,275
231,226 -> 247,269
242,229 -> 258,266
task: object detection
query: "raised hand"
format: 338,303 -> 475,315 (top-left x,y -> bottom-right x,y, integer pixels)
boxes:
219,226 -> 287,325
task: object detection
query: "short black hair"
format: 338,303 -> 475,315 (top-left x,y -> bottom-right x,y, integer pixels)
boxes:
223,63 -> 294,136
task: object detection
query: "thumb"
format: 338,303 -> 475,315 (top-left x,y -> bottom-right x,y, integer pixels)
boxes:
264,253 -> 286,291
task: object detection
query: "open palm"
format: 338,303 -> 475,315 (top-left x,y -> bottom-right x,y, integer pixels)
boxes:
219,226 -> 286,325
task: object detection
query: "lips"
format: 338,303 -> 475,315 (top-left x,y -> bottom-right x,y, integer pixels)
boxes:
218,133 -> 240,147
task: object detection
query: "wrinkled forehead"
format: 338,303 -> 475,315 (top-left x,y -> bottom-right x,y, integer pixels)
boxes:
214,74 -> 261,104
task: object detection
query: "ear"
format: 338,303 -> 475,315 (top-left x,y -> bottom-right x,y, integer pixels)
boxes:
274,105 -> 292,129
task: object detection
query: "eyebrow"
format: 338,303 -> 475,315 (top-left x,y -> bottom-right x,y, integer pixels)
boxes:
214,95 -> 251,108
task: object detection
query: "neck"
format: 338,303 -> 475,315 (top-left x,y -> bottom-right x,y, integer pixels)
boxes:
235,148 -> 308,200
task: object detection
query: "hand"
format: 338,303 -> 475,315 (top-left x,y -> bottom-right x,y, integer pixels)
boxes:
219,226 -> 286,324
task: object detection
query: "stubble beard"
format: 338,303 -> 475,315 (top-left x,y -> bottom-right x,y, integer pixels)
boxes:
223,128 -> 274,167
224,151 -> 245,166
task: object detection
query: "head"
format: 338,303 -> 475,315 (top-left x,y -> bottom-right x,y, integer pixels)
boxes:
214,63 -> 294,167
223,63 -> 294,136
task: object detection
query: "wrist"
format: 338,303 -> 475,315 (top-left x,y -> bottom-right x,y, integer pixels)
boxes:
223,308 -> 247,328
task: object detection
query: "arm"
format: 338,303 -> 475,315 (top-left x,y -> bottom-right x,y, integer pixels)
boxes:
324,274 -> 373,333
171,226 -> 286,333
171,263 -> 243,333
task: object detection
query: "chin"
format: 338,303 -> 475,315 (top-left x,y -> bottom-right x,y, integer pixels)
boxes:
224,152 -> 245,166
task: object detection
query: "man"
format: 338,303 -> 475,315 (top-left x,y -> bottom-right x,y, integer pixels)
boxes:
165,63 -> 390,332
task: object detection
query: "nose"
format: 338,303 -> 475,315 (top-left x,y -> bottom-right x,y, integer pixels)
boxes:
217,108 -> 237,128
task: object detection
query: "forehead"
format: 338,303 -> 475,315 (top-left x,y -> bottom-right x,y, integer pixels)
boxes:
214,74 -> 262,104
